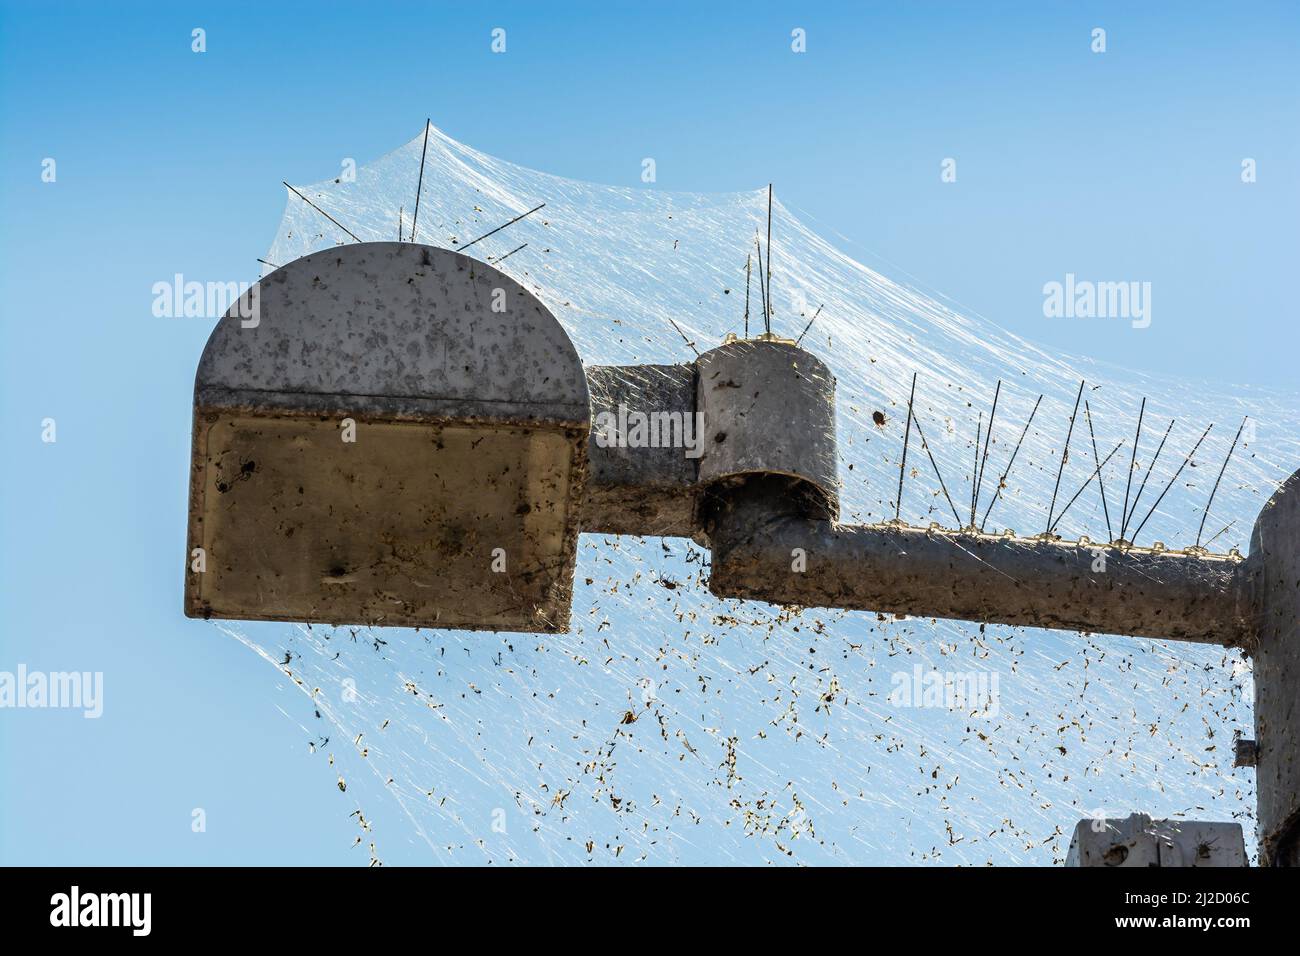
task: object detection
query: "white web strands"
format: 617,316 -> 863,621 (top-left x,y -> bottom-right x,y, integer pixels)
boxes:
234,125 -> 1295,865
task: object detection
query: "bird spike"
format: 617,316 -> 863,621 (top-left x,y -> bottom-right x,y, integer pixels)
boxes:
911,408 -> 963,528
981,394 -> 1044,531
1130,423 -> 1215,546
896,372 -> 918,521
1119,396 -> 1146,541
1196,416 -> 1247,548
1083,400 -> 1113,542
1045,380 -> 1086,533
1120,417 -> 1175,543
973,380 -> 1001,524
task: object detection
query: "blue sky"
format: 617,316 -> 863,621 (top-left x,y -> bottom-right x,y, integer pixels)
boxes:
1,1 -> 1296,864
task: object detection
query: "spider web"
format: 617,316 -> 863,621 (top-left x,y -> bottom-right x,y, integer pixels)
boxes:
219,124 -> 1295,865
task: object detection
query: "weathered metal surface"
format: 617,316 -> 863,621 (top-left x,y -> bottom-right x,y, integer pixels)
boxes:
695,340 -> 838,521
581,363 -> 698,536
706,476 -> 1251,646
1234,738 -> 1259,768
196,242 -> 589,425
1066,813 -> 1246,867
187,242 -> 588,632
189,415 -> 583,631
1247,467 -> 1300,865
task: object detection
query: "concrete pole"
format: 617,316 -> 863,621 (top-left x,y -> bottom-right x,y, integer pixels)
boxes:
1246,469 -> 1300,865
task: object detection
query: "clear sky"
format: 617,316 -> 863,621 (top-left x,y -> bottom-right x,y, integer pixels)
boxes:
1,1 -> 1296,864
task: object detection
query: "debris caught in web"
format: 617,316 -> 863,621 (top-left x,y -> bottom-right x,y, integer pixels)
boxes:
217,124 -> 1295,865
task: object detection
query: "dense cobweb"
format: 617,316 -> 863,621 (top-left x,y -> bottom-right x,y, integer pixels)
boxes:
226,124 -> 1298,865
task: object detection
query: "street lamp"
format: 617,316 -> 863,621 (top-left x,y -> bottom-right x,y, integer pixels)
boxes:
186,240 -> 1299,866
